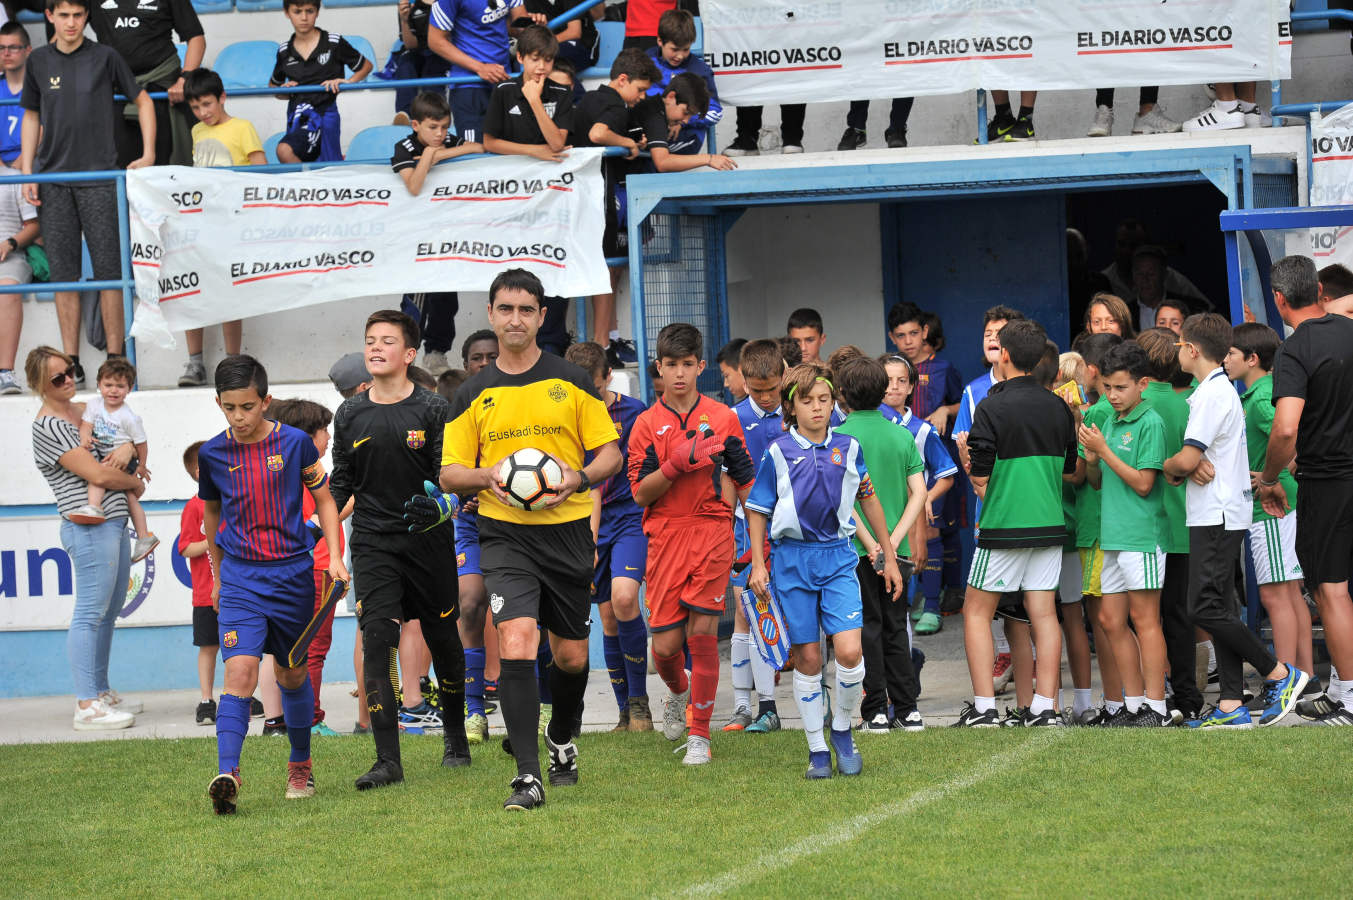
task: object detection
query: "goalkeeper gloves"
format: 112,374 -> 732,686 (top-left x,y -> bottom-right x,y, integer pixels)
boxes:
660,428 -> 725,481
403,480 -> 457,533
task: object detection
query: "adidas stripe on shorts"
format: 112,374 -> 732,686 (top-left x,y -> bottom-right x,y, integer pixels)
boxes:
1099,548 -> 1166,594
1247,514 -> 1303,585
968,546 -> 1062,593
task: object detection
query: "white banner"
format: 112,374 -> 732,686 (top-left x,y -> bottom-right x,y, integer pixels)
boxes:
127,150 -> 611,345
701,0 -> 1292,105
1308,105 -> 1353,271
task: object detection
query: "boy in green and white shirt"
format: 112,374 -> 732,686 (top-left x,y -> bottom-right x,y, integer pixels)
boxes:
1224,323 -> 1314,688
1078,342 -> 1173,727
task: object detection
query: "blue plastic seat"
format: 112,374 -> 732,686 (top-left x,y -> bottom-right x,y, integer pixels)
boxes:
341,34 -> 377,80
191,0 -> 234,13
579,20 -> 625,81
263,132 -> 283,164
344,125 -> 410,162
213,40 -> 279,90
691,16 -> 702,57
234,0 -> 285,11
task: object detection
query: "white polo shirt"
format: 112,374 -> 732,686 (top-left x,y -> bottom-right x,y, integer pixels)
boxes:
1182,367 -> 1254,530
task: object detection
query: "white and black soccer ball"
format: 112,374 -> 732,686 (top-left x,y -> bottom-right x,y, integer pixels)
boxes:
497,448 -> 565,511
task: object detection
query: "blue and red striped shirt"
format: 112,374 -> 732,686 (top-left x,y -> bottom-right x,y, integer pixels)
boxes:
198,421 -> 326,562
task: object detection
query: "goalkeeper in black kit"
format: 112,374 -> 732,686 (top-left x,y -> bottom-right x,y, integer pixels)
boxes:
330,309 -> 471,789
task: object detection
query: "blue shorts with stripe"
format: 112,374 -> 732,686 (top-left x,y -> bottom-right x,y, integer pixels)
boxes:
456,508 -> 481,577
217,553 -> 314,662
594,511 -> 646,605
769,537 -> 863,645
729,515 -> 751,588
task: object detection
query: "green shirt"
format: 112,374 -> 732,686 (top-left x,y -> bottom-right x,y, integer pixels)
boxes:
1240,374 -> 1297,521
1141,381 -> 1189,553
838,410 -> 926,557
1075,395 -> 1113,548
1096,400 -> 1168,553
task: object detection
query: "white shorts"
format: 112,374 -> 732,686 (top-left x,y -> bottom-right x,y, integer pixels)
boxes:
1248,515 -> 1303,585
1100,548 -> 1166,594
968,546 -> 1062,593
1059,550 -> 1083,604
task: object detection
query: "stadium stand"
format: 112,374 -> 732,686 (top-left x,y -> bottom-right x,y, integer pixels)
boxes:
344,125 -> 413,161
212,40 -> 279,90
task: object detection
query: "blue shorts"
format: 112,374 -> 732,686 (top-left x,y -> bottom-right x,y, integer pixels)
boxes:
729,515 -> 751,588
281,100 -> 342,163
449,84 -> 493,143
217,553 -> 314,662
769,538 -> 862,645
593,514 -> 647,605
456,508 -> 481,577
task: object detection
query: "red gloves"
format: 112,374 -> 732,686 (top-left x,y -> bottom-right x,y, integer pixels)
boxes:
660,429 -> 725,481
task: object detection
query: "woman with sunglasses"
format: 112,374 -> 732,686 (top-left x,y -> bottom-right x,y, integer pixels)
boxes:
27,346 -> 146,731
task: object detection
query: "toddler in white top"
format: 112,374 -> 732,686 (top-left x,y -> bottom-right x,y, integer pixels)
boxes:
77,358 -> 158,562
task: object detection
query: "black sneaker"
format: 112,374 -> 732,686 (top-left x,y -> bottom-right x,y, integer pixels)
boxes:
72,361 -> 86,389
1311,704 -> 1353,726
262,716 -> 286,736
250,696 -> 264,718
1129,707 -> 1172,727
420,676 -> 441,711
442,726 -> 472,768
1103,705 -> 1138,727
1296,693 -> 1340,720
1001,706 -> 1029,727
544,732 -> 579,786
884,128 -> 907,149
1300,677 -> 1323,697
196,699 -> 216,725
1007,114 -> 1035,141
606,337 -> 637,369
1073,707 -> 1109,726
352,723 -> 371,735
1024,708 -> 1065,727
837,127 -> 866,151
354,758 -> 405,790
983,112 -> 1018,144
723,135 -> 760,157
503,773 -> 546,811
953,702 -> 1000,728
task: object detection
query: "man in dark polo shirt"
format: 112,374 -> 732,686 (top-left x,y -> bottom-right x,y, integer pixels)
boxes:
21,0 -> 155,381
89,0 -> 204,166
1260,254 -> 1353,725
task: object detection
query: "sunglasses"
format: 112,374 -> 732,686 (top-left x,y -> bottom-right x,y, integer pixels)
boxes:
50,366 -> 75,387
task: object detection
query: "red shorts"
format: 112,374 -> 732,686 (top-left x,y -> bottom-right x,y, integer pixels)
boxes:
644,517 -> 734,632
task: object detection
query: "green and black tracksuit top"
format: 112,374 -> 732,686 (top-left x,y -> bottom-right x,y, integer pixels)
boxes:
968,375 -> 1078,549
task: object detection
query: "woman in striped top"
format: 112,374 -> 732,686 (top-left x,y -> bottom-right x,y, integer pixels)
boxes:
27,346 -> 147,731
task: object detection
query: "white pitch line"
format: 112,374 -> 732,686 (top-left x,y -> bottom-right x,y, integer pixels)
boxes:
679,729 -> 1068,898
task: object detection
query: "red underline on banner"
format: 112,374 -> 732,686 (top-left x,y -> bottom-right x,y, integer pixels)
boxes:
1077,43 -> 1232,56
159,289 -> 201,301
1313,227 -> 1353,257
240,201 -> 391,209
1314,155 -> 1353,163
430,195 -> 532,202
415,255 -> 567,268
132,261 -> 159,268
179,208 -> 203,214
549,185 -> 572,192
886,53 -> 1032,65
1280,40 -> 1293,45
716,63 -> 843,76
231,263 -> 374,285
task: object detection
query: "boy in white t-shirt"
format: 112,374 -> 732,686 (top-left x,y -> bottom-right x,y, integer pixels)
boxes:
77,357 -> 158,562
1163,313 -> 1306,728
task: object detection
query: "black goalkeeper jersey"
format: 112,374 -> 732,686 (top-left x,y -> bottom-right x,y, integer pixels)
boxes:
331,385 -> 451,535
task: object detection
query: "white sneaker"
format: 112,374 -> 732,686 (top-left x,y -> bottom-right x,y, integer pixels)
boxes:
1242,105 -> 1273,128
422,351 -> 451,376
100,689 -> 144,715
1182,101 -> 1244,133
680,734 -> 711,765
67,505 -> 106,526
662,687 -> 689,741
781,144 -> 804,154
1086,105 -> 1114,137
0,369 -> 20,395
74,699 -> 135,731
1132,106 -> 1182,134
132,534 -> 159,563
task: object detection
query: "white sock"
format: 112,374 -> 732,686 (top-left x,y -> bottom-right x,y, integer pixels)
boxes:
1204,640 -> 1216,671
1329,676 -> 1353,707
1147,697 -> 1168,715
1125,695 -> 1144,714
833,659 -> 865,732
730,632 -> 752,712
793,671 -> 828,752
993,620 -> 1010,654
1073,688 -> 1093,716
1030,693 -> 1055,715
750,646 -> 776,704
608,329 -> 620,342
974,695 -> 996,713
1237,100 -> 1257,113
1105,698 -> 1124,714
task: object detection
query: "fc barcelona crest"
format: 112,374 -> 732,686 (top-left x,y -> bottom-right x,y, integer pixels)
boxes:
266,454 -> 284,471
223,630 -> 238,648
407,430 -> 426,449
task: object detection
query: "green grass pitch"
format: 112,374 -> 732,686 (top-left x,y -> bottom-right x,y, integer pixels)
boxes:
3,728 -> 1350,897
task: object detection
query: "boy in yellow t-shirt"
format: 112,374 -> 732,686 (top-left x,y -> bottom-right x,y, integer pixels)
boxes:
186,68 -> 267,168
177,68 -> 263,388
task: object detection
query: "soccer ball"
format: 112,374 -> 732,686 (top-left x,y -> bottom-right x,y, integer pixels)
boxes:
497,448 -> 565,511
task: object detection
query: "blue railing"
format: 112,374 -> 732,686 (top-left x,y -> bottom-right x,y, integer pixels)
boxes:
1271,10 -> 1353,122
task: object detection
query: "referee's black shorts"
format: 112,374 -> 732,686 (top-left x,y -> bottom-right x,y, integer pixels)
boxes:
479,515 -> 593,641
351,524 -> 458,627
1295,476 -> 1353,585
